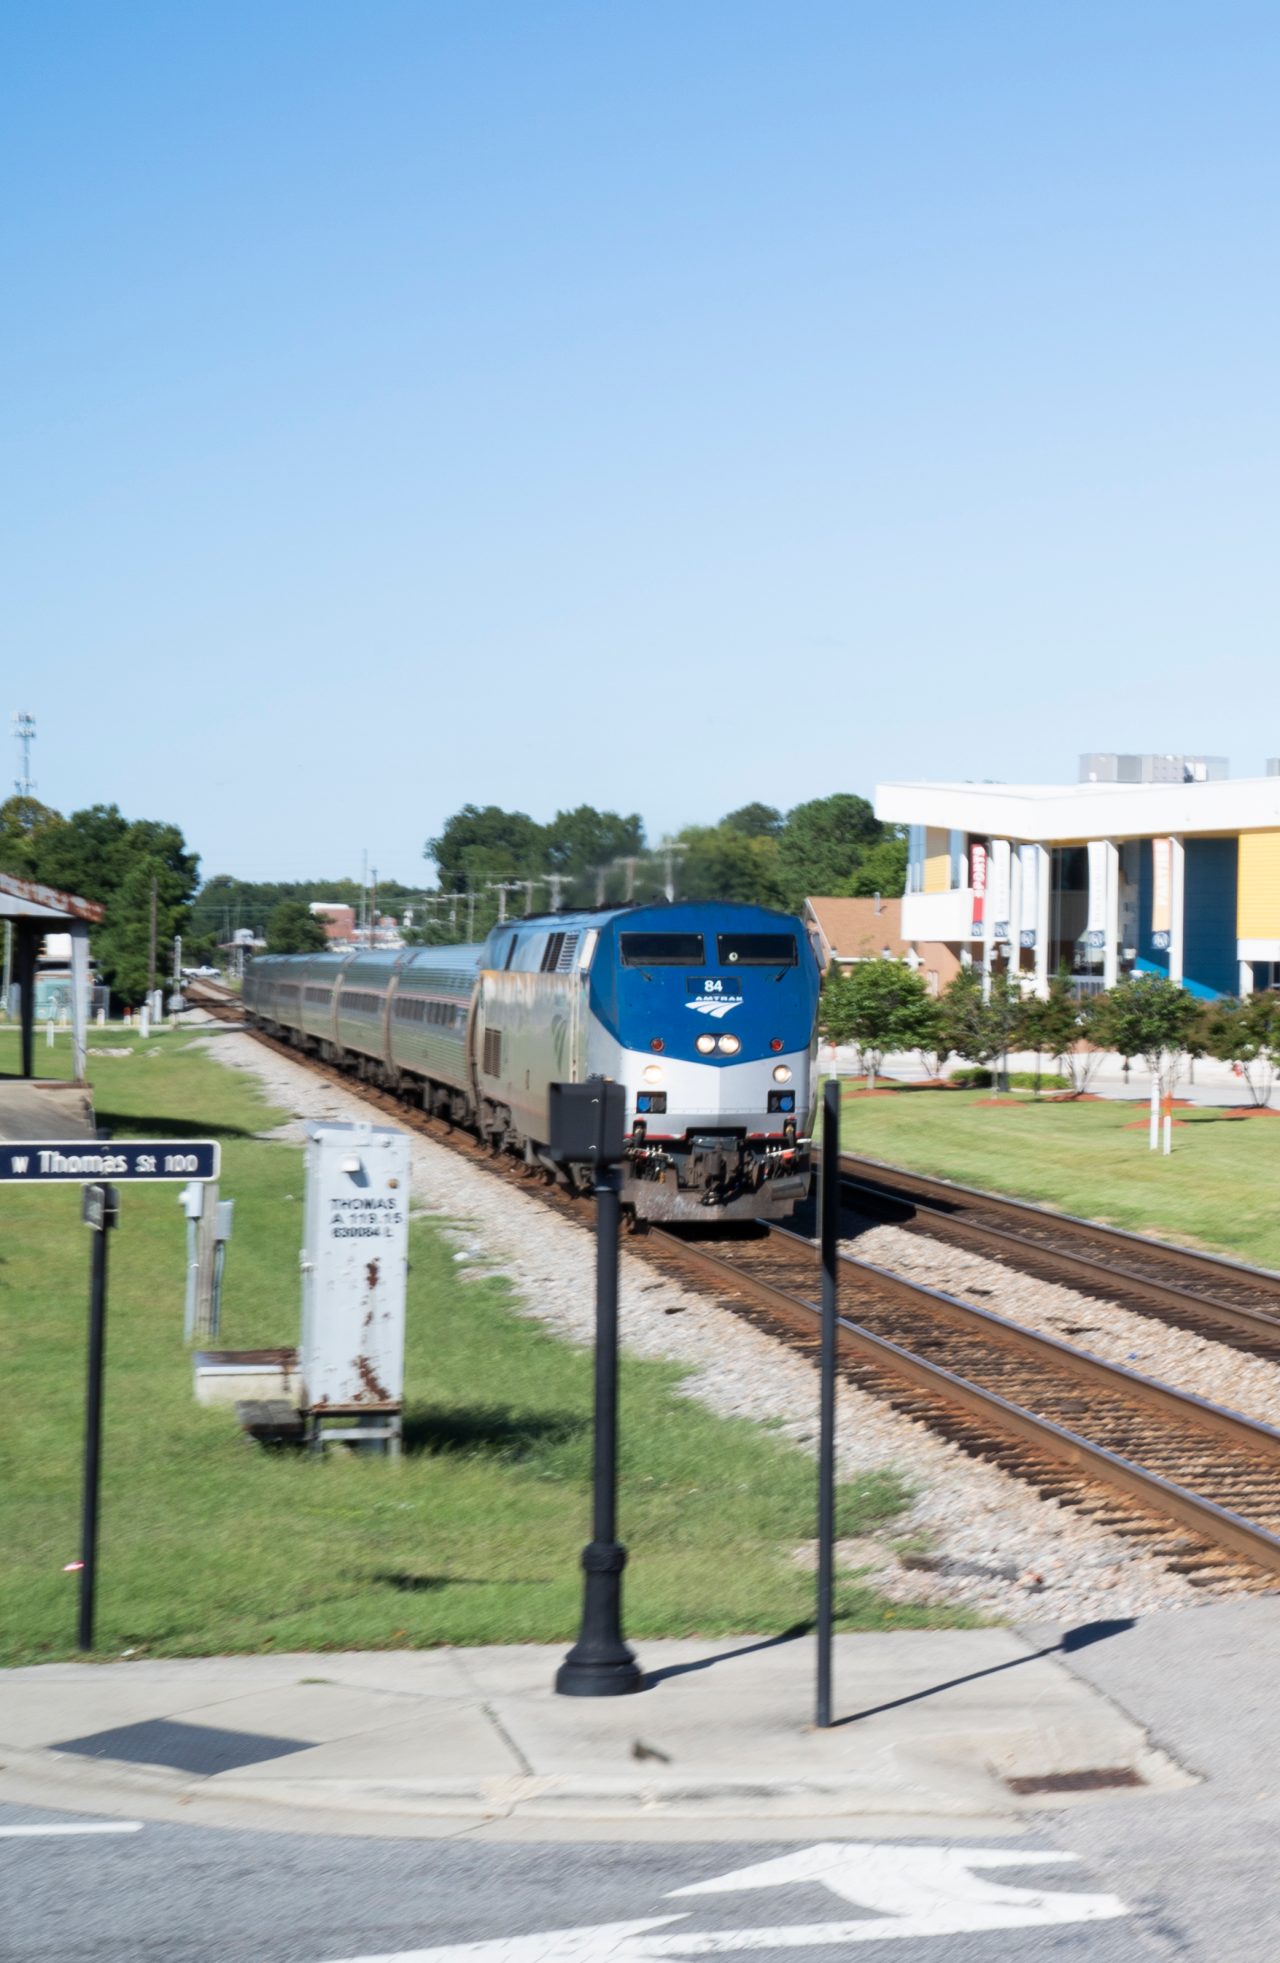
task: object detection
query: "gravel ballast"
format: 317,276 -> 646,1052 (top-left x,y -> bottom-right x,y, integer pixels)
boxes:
846,1217 -> 1280,1432
195,1026 -> 1226,1624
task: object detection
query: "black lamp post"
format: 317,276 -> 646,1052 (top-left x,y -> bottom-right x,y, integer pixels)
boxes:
548,1077 -> 642,1697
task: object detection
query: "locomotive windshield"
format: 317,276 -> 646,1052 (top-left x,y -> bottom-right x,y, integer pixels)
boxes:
716,932 -> 797,966
619,932 -> 705,966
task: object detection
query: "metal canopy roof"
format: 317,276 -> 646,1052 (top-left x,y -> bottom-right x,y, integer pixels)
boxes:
0,871 -> 104,925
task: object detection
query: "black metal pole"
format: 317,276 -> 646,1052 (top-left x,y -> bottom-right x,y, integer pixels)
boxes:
79,1183 -> 118,1652
816,1078 -> 839,1727
556,1161 -> 642,1696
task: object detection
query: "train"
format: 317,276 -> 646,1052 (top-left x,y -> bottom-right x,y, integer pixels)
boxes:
242,900 -> 822,1224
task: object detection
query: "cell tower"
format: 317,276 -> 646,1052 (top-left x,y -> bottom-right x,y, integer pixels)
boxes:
13,711 -> 36,798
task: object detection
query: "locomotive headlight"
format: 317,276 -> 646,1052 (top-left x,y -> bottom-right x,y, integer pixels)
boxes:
772,1063 -> 792,1083
642,1063 -> 664,1083
717,1033 -> 741,1055
695,1033 -> 717,1055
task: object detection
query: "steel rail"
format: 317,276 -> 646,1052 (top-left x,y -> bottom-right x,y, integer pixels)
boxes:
839,1148 -> 1280,1300
649,1224 -> 1280,1582
839,1165 -> 1280,1352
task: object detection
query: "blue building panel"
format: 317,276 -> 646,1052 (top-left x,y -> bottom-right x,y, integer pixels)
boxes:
1136,837 -> 1237,999
1183,837 -> 1237,998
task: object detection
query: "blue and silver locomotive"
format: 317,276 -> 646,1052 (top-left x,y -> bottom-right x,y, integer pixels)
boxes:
243,901 -> 820,1224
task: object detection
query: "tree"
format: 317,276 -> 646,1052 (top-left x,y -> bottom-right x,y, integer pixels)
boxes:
1202,994 -> 1280,1108
1019,972 -> 1104,1095
17,801 -> 201,1006
820,959 -> 943,1086
425,805 -> 546,893
0,795 -> 61,878
941,967 -> 1024,1071
721,802 -> 784,840
32,802 -> 133,901
840,831 -> 908,899
94,852 -> 198,1004
777,794 -> 881,903
266,901 -> 329,955
677,825 -> 787,907
1092,973 -> 1202,1100
541,805 -> 646,904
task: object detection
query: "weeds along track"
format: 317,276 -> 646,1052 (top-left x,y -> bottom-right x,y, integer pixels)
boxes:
189,986 -> 1280,1589
840,1151 -> 1280,1362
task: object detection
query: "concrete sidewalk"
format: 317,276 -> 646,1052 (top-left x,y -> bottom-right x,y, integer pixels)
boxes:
0,1623 -> 1191,1841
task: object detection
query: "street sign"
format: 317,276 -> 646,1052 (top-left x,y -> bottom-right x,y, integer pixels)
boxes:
0,1140 -> 220,1183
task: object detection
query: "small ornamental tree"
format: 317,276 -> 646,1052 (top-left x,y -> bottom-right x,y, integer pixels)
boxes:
940,967 -> 1024,1074
1019,972 -> 1104,1095
1202,994 -> 1280,1108
820,959 -> 942,1086
265,900 -> 329,955
1092,973 -> 1201,1101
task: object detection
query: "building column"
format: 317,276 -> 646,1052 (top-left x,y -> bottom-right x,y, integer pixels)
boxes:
1103,840 -> 1121,990
16,920 -> 37,1079
1010,846 -> 1024,985
1034,844 -> 1051,998
70,923 -> 90,1083
1240,960 -> 1255,997
1169,836 -> 1186,986
980,840 -> 993,1001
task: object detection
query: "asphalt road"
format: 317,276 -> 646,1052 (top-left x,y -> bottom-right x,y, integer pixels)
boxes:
0,1801 -> 1182,1962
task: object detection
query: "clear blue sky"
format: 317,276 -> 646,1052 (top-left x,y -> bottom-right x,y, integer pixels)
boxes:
4,3 -> 1277,884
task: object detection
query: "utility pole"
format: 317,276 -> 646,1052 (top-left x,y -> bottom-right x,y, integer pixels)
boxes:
371,866 -> 379,947
623,857 -> 637,902
548,873 -> 564,911
147,874 -> 158,1007
466,885 -> 476,940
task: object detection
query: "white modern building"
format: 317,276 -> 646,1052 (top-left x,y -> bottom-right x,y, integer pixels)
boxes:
876,761 -> 1280,1001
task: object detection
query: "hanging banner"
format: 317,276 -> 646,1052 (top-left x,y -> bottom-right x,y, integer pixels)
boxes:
1085,840 -> 1109,953
969,842 -> 987,939
989,840 -> 1011,942
1018,844 -> 1039,948
1151,837 -> 1172,951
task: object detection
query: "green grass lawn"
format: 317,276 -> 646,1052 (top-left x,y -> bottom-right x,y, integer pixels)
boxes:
838,1082 -> 1280,1269
1,1031 -> 953,1663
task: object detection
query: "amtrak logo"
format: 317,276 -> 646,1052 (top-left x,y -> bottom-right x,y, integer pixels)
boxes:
686,994 -> 742,1020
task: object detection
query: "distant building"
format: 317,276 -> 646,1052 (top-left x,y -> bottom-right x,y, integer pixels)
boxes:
306,902 -> 401,950
802,897 -> 960,996
1079,753 -> 1229,785
309,902 -> 356,944
877,757 -> 1280,1001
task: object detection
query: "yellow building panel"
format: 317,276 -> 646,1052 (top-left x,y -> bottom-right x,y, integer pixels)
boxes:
1238,831 -> 1280,939
923,827 -> 951,894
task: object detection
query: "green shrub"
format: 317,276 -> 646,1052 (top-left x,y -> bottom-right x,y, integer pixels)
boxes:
948,1067 -> 1070,1090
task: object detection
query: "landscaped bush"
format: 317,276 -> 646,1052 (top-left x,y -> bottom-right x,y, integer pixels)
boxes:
948,1067 -> 1071,1090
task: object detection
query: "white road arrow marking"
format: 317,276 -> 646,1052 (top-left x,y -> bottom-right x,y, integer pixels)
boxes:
324,1839 -> 1127,1962
670,1840 -> 1126,1931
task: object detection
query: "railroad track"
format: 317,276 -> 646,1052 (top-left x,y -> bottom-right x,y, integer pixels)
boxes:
840,1150 -> 1280,1362
192,991 -> 1280,1589
642,1222 -> 1280,1590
